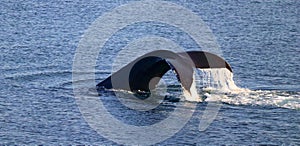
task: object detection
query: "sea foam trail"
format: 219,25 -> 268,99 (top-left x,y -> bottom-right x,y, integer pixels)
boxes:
189,68 -> 300,110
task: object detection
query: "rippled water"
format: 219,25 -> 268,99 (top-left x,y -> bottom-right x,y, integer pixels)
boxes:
1,0 -> 299,145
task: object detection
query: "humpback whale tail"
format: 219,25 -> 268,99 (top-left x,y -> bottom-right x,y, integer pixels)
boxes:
97,50 -> 232,96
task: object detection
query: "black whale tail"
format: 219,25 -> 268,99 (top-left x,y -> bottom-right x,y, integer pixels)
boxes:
97,50 -> 232,94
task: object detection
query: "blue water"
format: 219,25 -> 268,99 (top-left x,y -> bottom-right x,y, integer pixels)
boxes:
1,0 -> 299,145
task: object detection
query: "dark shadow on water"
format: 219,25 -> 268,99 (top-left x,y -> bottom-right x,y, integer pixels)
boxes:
97,89 -> 177,126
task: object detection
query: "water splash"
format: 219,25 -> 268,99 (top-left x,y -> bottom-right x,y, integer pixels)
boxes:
199,68 -> 248,93
181,68 -> 245,102
190,68 -> 300,110
183,74 -> 202,102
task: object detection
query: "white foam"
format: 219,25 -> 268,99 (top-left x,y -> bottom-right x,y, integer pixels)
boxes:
183,74 -> 202,102
200,68 -> 249,93
193,68 -> 300,110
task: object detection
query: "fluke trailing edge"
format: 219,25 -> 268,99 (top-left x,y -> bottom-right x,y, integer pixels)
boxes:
97,50 -> 232,94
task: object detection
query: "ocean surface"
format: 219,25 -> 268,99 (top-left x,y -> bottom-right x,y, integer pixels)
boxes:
1,0 -> 299,145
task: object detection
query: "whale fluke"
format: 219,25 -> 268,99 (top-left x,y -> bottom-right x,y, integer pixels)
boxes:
178,51 -> 232,72
97,50 -> 232,94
